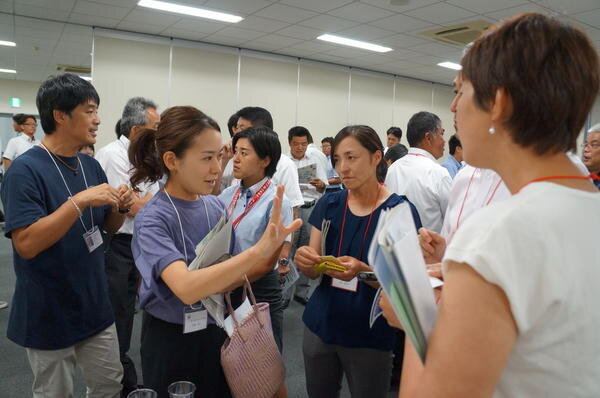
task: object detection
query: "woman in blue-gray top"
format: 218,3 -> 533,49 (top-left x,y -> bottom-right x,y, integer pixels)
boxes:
129,106 -> 300,398
294,125 -> 422,398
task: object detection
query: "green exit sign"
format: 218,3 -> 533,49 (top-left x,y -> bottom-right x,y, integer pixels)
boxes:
9,97 -> 21,108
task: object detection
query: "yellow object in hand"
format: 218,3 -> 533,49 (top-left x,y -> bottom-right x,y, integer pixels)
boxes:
314,256 -> 347,273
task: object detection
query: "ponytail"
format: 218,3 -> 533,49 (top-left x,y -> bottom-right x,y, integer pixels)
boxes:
128,106 -> 221,191
129,128 -> 162,190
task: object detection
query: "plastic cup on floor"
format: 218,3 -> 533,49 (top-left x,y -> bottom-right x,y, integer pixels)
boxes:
167,381 -> 196,398
127,388 -> 158,398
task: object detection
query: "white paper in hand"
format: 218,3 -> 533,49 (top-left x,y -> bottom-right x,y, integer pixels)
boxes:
223,298 -> 253,337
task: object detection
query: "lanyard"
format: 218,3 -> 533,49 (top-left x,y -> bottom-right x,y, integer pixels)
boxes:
227,179 -> 271,229
337,186 -> 380,261
408,153 -> 427,158
40,143 -> 94,232
517,174 -> 600,193
164,189 -> 211,263
455,168 -> 503,231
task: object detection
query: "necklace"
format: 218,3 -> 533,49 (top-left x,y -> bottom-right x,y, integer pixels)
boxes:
41,142 -> 79,175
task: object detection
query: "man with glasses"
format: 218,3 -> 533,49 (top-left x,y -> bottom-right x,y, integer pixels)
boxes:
583,123 -> 600,189
3,114 -> 39,170
385,111 -> 451,233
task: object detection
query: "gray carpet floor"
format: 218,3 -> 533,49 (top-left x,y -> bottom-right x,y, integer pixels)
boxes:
0,233 -> 397,397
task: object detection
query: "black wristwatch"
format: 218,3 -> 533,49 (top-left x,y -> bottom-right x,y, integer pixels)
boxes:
278,258 -> 290,267
118,208 -> 130,214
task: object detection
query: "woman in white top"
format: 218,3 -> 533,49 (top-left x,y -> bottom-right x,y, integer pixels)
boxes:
380,13 -> 600,397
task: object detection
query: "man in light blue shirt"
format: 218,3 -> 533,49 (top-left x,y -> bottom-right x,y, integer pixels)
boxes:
441,134 -> 464,179
321,137 -> 342,192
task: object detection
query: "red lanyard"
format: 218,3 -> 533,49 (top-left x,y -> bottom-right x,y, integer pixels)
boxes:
517,174 -> 600,193
408,153 -> 427,158
455,168 -> 503,230
337,186 -> 381,260
227,179 -> 271,229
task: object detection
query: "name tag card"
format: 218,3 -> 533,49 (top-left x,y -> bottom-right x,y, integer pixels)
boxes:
83,226 -> 103,253
183,306 -> 208,334
331,277 -> 358,292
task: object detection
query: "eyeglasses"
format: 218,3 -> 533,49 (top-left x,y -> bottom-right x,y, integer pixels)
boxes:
22,123 -> 37,127
582,142 -> 600,149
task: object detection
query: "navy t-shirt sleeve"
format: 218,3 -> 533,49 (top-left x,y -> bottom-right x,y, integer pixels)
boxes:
2,161 -> 47,238
405,198 -> 423,231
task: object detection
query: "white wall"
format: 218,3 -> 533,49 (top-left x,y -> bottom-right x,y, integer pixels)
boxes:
0,78 -> 40,114
92,33 -> 457,153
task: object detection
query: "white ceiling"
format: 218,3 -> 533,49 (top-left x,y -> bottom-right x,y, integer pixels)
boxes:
0,0 -> 599,84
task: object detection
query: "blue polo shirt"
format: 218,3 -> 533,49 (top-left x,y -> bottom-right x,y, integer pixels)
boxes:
303,190 -> 422,351
1,146 -> 114,350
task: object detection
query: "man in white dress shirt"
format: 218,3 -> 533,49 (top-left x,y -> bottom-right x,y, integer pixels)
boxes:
95,97 -> 160,395
3,114 -> 39,170
384,111 -> 451,233
287,126 -> 328,304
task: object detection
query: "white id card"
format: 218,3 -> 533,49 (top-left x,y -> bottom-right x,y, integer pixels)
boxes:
183,306 -> 208,334
83,226 -> 103,253
331,277 -> 358,292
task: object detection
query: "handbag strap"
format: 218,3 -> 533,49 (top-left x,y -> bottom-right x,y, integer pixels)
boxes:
223,275 -> 265,338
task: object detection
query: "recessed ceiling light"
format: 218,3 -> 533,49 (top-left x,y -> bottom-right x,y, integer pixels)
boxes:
138,0 -> 243,23
0,40 -> 16,47
79,76 -> 92,81
317,34 -> 393,53
437,61 -> 462,70
0,68 -> 17,74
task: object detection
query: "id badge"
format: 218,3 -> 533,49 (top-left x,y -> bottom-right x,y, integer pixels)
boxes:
82,226 -> 103,253
183,305 -> 208,334
331,277 -> 358,292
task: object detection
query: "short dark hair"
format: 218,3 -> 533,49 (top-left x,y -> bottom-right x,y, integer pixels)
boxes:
406,111 -> 441,147
462,13 -> 599,155
236,106 -> 273,129
288,126 -> 312,143
333,125 -> 387,183
36,73 -> 100,134
384,144 -> 408,164
11,113 -> 26,124
448,135 -> 462,155
227,113 -> 239,137
386,127 -> 403,140
232,126 -> 281,178
115,119 -> 122,138
21,114 -> 37,124
321,137 -> 334,146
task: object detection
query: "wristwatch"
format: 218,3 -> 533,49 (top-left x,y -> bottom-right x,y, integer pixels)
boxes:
278,258 -> 290,267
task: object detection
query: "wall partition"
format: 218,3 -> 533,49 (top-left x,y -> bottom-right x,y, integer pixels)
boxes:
92,29 -> 456,152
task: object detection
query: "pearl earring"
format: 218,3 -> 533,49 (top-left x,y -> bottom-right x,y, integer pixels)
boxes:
488,126 -> 496,135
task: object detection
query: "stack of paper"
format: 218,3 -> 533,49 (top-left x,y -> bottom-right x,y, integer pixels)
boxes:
188,212 -> 233,327
367,202 -> 439,363
297,163 -> 317,184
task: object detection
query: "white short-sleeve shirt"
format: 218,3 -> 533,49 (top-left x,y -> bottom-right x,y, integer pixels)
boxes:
272,154 -> 304,208
384,147 -> 451,233
3,134 -> 38,164
444,182 -> 600,397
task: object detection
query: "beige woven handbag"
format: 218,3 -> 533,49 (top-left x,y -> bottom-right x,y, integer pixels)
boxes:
221,276 -> 285,398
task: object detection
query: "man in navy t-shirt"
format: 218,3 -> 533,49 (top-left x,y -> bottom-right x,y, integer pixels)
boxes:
0,73 -> 134,398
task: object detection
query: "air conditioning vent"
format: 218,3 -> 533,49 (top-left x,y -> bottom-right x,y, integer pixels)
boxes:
56,64 -> 91,74
419,20 -> 492,46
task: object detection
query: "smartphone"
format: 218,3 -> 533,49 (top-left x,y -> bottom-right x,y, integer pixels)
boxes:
357,272 -> 378,282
